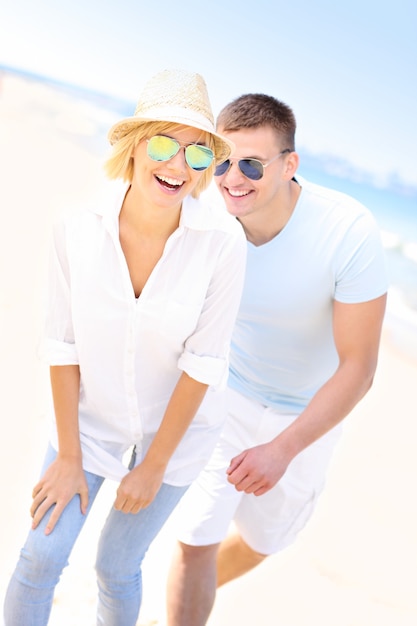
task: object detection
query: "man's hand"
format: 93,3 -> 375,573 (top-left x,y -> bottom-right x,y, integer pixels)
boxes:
31,456 -> 89,535
226,442 -> 289,496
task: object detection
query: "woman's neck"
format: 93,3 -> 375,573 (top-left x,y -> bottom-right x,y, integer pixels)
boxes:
120,185 -> 181,239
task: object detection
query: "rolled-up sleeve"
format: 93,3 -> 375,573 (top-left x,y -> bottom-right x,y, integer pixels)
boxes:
40,220 -> 79,366
42,337 -> 78,365
179,223 -> 247,389
178,352 -> 229,388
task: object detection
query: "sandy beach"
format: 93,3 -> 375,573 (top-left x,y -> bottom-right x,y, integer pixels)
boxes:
1,75 -> 417,625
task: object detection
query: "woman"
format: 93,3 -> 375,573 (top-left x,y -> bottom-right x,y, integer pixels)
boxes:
4,69 -> 246,625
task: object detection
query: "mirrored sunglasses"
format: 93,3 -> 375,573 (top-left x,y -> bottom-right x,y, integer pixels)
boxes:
214,149 -> 291,181
146,135 -> 214,171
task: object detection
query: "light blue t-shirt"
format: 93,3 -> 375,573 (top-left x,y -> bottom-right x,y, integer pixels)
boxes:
228,177 -> 388,414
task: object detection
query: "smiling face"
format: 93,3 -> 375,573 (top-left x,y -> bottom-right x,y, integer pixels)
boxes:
215,125 -> 297,221
130,124 -> 212,211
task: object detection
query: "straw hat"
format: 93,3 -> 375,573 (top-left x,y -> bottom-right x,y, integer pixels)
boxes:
108,69 -> 233,164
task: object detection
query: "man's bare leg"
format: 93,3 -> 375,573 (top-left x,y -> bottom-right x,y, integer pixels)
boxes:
167,541 -> 219,626
166,534 -> 267,625
216,531 -> 267,586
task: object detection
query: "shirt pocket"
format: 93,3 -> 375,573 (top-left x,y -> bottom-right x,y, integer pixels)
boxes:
161,299 -> 203,345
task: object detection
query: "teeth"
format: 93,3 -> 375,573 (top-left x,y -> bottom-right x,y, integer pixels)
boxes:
228,188 -> 250,197
157,175 -> 183,186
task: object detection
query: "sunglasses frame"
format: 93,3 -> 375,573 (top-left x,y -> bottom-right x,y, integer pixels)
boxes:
146,135 -> 214,171
215,149 -> 291,180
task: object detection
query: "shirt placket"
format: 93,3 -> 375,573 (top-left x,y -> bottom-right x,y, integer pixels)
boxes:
126,300 -> 142,443
105,210 -> 144,445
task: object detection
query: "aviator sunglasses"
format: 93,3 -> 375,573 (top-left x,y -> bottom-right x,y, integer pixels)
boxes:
214,149 -> 291,181
146,135 -> 215,171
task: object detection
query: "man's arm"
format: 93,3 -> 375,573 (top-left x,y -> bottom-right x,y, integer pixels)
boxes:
227,294 -> 387,495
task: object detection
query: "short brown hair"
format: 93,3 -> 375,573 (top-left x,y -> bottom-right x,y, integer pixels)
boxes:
217,94 -> 296,151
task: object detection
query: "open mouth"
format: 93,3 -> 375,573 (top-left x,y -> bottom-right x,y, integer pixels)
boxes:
226,187 -> 251,198
156,174 -> 184,191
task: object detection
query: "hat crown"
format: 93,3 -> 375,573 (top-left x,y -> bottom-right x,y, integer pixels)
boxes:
135,69 -> 214,126
107,69 -> 234,164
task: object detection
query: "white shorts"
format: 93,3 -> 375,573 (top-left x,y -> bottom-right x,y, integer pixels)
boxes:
175,387 -> 342,555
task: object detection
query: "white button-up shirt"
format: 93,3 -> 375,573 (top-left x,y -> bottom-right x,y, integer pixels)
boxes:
43,181 -> 246,485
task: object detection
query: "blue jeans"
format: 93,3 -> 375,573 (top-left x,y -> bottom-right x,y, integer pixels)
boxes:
3,445 -> 187,626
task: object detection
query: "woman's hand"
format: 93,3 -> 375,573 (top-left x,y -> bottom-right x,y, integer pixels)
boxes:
31,456 -> 89,535
114,460 -> 165,514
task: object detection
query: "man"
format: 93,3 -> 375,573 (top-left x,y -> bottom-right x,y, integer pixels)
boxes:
166,93 -> 388,625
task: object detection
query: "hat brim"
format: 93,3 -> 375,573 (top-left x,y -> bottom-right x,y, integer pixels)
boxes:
108,112 -> 233,164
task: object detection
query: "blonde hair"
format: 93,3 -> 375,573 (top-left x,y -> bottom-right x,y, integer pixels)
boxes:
104,121 -> 216,198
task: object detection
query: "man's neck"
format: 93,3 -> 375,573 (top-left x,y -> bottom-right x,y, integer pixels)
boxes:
240,179 -> 301,246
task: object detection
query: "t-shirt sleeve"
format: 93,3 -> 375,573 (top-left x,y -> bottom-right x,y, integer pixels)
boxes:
334,210 -> 389,303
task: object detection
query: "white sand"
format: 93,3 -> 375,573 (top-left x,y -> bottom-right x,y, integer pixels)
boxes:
1,74 -> 416,625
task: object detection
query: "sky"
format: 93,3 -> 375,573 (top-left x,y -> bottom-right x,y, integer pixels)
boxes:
1,0 -> 416,188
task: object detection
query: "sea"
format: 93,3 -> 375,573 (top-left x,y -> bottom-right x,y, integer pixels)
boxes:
1,65 -> 417,359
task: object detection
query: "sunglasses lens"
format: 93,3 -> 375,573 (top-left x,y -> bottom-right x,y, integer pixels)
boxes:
214,160 -> 231,177
147,136 -> 213,171
239,159 -> 263,180
147,135 -> 179,161
185,145 -> 214,171
214,159 -> 263,180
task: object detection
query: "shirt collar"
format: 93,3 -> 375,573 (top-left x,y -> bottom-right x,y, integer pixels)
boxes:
88,180 -> 215,233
